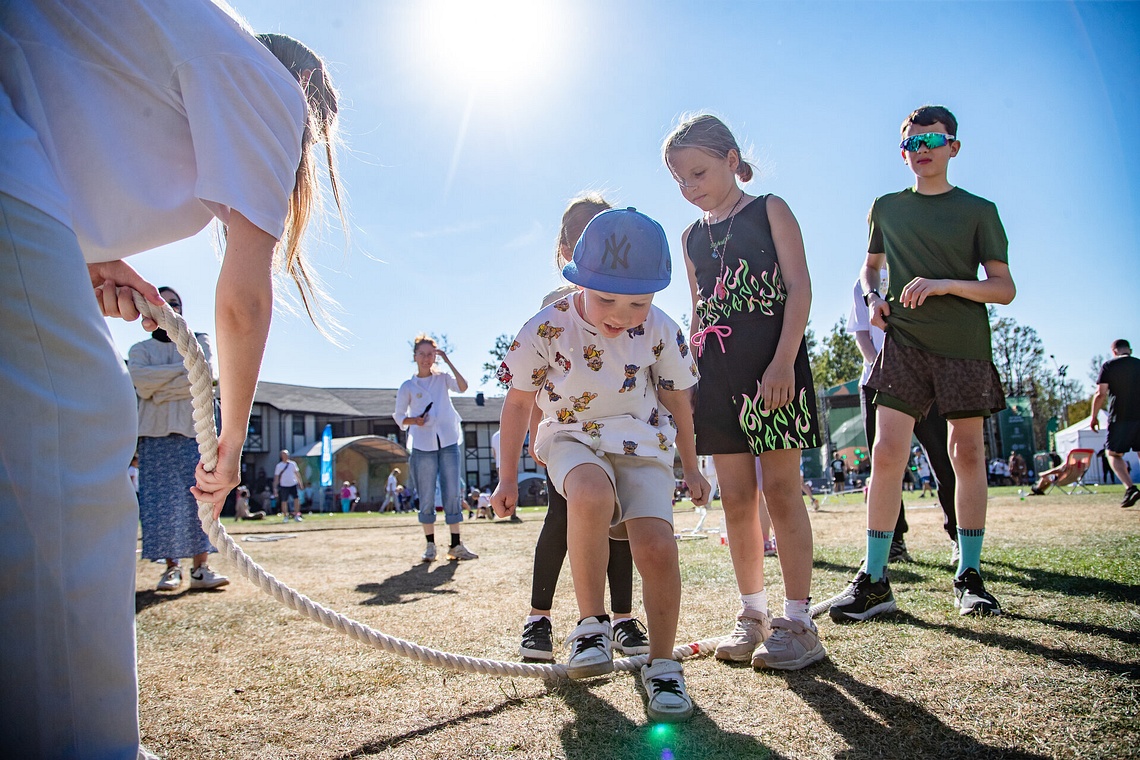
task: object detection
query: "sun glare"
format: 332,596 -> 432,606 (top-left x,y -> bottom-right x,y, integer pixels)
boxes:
421,0 -> 555,91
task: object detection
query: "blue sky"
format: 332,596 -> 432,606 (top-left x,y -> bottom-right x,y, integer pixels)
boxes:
105,0 -> 1140,396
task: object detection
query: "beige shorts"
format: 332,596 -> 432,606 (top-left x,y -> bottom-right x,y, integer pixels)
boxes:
545,436 -> 675,540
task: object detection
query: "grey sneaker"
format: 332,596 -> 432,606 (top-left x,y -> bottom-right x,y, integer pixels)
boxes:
156,565 -> 182,591
950,540 -> 961,568
565,617 -> 613,679
641,659 -> 693,723
954,567 -> 1002,616
714,608 -> 771,662
446,543 -> 479,561
421,543 -> 437,563
751,617 -> 826,670
189,565 -> 229,590
889,539 -> 913,563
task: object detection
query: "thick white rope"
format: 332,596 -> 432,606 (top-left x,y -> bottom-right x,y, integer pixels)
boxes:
134,292 -> 725,679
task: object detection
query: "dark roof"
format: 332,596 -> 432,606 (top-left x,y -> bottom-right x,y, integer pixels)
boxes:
255,381 -> 504,422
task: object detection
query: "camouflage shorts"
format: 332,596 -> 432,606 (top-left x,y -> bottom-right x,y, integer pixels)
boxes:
866,335 -> 1005,420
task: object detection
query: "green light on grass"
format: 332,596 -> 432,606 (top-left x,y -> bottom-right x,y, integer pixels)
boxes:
651,724 -> 674,740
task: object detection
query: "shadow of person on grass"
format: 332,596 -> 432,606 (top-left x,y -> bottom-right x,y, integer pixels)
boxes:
555,676 -> 783,760
982,558 -> 1138,604
786,660 -> 1050,759
135,588 -> 188,614
354,560 -> 460,606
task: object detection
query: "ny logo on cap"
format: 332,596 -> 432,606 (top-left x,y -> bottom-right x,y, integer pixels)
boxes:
601,234 -> 630,270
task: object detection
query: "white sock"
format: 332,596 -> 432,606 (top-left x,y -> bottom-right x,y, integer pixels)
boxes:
526,614 -> 551,624
611,616 -> 631,626
740,589 -> 768,615
784,598 -> 812,624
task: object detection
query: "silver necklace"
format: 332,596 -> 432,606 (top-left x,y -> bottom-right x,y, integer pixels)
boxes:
705,194 -> 743,260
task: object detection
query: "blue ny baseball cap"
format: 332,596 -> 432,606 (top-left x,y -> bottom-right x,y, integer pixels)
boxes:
562,207 -> 671,295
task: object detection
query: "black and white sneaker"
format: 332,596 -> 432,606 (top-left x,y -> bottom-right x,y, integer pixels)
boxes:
520,617 -> 554,662
828,570 -> 897,623
1121,485 -> 1140,509
612,618 -> 651,656
641,659 -> 693,723
953,567 -> 1002,616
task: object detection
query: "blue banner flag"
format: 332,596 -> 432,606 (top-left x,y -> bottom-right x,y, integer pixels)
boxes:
320,424 -> 333,487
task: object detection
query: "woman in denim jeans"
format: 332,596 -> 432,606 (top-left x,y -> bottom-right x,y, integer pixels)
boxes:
394,335 -> 479,562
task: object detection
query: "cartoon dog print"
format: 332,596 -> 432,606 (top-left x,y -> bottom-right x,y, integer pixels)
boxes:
648,406 -> 659,426
676,329 -> 689,357
626,324 -> 645,338
657,377 -> 675,391
623,440 -> 639,455
552,298 -> 570,312
618,364 -> 640,393
530,367 -> 549,387
509,339 -> 520,352
582,344 -> 605,371
570,391 -> 598,413
556,408 -> 578,424
537,321 -> 565,342
554,352 -> 571,372
581,420 -> 604,438
496,364 -> 513,385
652,339 -> 665,359
689,362 -> 698,377
544,381 -> 561,402
657,432 -> 669,451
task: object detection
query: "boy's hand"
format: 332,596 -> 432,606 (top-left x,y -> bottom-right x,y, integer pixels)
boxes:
899,277 -> 950,308
490,482 -> 518,518
869,295 -> 891,330
684,471 -> 712,507
759,360 -> 795,410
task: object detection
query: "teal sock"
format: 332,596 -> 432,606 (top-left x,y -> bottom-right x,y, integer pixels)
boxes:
957,528 -> 985,576
865,530 -> 893,581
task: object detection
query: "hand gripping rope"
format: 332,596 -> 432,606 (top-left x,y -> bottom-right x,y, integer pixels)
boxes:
135,292 -> 734,680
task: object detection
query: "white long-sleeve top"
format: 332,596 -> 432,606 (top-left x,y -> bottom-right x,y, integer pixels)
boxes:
128,334 -> 213,438
393,372 -> 463,452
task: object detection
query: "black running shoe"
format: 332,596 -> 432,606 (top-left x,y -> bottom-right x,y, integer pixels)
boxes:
612,618 -> 651,655
888,539 -> 913,563
829,570 -> 897,623
520,617 -> 554,662
953,567 -> 1002,616
1121,485 -> 1140,509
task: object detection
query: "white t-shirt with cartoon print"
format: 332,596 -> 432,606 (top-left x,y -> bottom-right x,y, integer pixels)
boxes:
499,293 -> 698,468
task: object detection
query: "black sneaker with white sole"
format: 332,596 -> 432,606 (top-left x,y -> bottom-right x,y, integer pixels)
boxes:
828,570 -> 897,623
520,617 -> 554,662
1121,485 -> 1140,509
953,567 -> 1002,616
888,539 -> 913,563
612,618 -> 650,656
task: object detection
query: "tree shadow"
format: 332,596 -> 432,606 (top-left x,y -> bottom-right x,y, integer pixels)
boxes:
354,560 -> 460,606
1003,612 -> 1140,647
982,558 -> 1139,604
554,676 -> 783,760
786,660 -> 1050,759
333,695 -> 524,758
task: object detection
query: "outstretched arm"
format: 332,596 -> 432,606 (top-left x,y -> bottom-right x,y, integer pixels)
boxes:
658,388 -> 709,506
763,196 -> 812,411
491,388 -> 533,516
191,211 -> 275,516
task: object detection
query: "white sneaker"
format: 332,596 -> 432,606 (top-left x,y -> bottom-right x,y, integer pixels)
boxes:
189,565 -> 229,590
565,617 -> 613,679
294,514 -> 304,522
421,543 -> 437,563
751,617 -> 826,670
156,565 -> 182,591
714,608 -> 771,661
446,543 -> 479,561
641,659 -> 693,723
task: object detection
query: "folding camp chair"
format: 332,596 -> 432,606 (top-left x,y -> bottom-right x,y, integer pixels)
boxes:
1046,448 -> 1097,495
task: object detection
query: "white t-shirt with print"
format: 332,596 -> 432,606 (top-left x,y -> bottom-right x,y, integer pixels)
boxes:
499,293 -> 698,468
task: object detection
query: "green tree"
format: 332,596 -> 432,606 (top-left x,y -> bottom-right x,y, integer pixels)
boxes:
809,318 -> 861,391
482,333 -> 514,391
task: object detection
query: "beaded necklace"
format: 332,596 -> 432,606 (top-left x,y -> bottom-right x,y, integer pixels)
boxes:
705,193 -> 744,300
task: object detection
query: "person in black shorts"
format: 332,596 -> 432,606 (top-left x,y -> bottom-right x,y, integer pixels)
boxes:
1091,339 -> 1140,508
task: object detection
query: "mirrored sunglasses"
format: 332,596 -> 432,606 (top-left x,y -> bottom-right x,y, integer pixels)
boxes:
900,133 -> 955,152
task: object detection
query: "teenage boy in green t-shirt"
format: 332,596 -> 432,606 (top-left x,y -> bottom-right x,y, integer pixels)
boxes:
831,105 -> 1016,621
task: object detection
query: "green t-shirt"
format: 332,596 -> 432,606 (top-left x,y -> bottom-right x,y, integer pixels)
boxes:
867,187 -> 1008,361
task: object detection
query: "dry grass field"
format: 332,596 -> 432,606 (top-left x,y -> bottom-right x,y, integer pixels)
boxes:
135,487 -> 1139,759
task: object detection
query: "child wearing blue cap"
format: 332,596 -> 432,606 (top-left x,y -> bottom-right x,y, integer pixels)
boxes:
492,207 -> 709,723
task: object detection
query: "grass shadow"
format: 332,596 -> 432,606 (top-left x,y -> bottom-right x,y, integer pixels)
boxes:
555,677 -> 782,760
332,696 -> 524,758
354,560 -> 460,606
982,558 -> 1139,604
892,611 -> 1140,680
135,588 -> 188,614
1003,612 -> 1140,646
786,661 -> 1051,759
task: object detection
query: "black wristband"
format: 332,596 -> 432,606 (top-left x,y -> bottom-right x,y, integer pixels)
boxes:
863,290 -> 882,306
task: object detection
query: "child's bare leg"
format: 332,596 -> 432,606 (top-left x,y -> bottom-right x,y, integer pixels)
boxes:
758,491 -> 773,544
758,449 -> 812,600
562,463 -> 614,620
625,516 -> 679,661
712,453 -> 764,595
867,407 -> 915,534
947,417 -> 987,530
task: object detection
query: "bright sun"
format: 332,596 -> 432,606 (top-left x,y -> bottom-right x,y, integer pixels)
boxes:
420,0 -> 556,90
